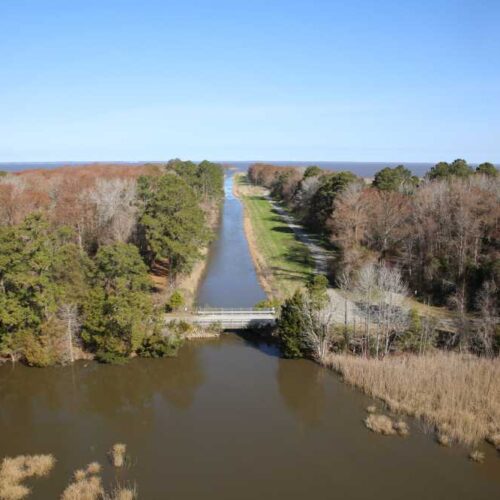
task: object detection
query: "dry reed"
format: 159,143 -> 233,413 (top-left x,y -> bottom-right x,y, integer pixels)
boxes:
0,454 -> 55,500
469,450 -> 485,463
326,352 -> 500,446
394,420 -> 410,437
86,463 -> 101,475
108,486 -> 137,500
109,445 -> 127,468
61,475 -> 103,500
364,414 -> 396,435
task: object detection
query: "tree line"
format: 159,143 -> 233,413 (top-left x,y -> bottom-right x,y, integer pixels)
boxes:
0,160 -> 224,366
249,160 -> 499,356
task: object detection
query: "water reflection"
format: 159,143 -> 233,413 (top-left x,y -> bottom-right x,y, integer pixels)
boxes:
276,358 -> 326,427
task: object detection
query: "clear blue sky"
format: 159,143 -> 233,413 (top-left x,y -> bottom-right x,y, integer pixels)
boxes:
1,0 -> 499,163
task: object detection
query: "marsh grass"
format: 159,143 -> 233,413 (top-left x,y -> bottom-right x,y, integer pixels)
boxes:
61,475 -> 103,500
327,352 -> 500,446
109,445 -> 127,468
108,485 -> 137,500
0,454 -> 55,500
469,450 -> 485,463
394,420 -> 410,437
364,414 -> 396,435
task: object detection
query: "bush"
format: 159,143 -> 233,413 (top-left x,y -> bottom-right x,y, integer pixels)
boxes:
167,290 -> 184,312
138,332 -> 183,358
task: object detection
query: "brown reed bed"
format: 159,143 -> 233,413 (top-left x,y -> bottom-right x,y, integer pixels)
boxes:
326,352 -> 500,447
0,454 -> 55,500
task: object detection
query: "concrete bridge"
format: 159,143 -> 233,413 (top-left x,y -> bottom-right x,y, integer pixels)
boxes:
165,308 -> 277,330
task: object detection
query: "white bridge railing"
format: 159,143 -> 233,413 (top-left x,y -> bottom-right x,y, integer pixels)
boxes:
194,308 -> 275,316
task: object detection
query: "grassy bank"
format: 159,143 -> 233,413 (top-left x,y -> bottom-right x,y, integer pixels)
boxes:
326,352 -> 500,447
234,174 -> 315,299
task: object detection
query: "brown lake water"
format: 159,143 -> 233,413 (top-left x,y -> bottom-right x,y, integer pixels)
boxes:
1,337 -> 499,499
0,172 -> 499,499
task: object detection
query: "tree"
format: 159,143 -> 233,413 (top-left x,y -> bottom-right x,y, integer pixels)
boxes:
306,274 -> 329,309
0,214 -> 88,365
303,166 -> 322,178
372,165 -> 418,192
426,159 -> 474,180
308,171 -> 357,232
82,243 -> 156,362
476,162 -> 498,177
277,290 -> 306,358
137,173 -> 209,277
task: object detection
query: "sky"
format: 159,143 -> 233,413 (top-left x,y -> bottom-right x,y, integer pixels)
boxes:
0,0 -> 499,163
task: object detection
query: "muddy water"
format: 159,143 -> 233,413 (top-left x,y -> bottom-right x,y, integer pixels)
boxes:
195,173 -> 266,307
1,171 -> 499,499
0,337 -> 499,499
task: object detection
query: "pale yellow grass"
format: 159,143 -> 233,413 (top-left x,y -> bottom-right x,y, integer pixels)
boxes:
326,352 -> 500,446
61,475 -> 103,500
364,414 -> 396,435
0,454 -> 55,500
109,444 -> 127,468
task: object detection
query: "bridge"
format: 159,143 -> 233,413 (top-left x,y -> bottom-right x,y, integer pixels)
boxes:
165,308 -> 277,330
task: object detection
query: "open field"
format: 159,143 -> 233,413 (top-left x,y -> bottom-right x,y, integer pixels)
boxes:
234,174 -> 315,299
326,352 -> 500,446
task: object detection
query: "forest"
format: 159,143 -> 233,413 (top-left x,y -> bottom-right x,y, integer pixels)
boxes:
249,160 -> 499,357
0,160 -> 224,366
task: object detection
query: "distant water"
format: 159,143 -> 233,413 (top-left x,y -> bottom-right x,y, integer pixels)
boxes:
219,160 -> 437,177
0,160 -> 439,177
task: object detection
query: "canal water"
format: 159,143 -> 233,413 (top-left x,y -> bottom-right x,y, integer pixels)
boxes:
0,172 -> 499,499
195,173 -> 266,308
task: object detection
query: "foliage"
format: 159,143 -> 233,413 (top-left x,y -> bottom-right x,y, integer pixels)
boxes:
138,331 -> 184,358
81,243 -> 156,361
137,173 -> 209,275
0,214 -> 89,365
303,165 -> 322,178
476,162 -> 498,176
305,274 -> 329,309
372,165 -> 418,192
277,290 -> 306,358
308,171 -> 357,231
426,158 -> 474,180
167,290 -> 185,311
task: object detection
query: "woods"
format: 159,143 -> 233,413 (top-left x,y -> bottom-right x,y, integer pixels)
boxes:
249,161 -> 499,318
0,161 -> 224,366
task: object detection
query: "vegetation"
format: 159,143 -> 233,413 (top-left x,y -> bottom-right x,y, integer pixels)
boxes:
0,454 -> 55,500
235,175 -> 315,298
0,161 -> 224,366
326,352 -> 500,446
248,160 -> 499,322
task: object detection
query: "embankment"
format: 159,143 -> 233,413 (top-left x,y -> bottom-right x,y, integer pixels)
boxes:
233,173 -> 315,299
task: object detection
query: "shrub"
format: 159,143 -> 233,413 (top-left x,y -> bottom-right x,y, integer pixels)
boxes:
364,414 -> 396,435
110,444 -> 127,468
468,450 -> 485,463
167,290 -> 184,312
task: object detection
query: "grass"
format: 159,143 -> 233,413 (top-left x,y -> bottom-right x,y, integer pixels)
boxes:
326,352 -> 500,446
0,454 -> 55,500
109,444 -> 127,468
235,174 -> 315,299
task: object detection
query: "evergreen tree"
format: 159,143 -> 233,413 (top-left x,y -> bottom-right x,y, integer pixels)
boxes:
308,171 -> 357,231
137,173 -> 209,276
373,165 -> 418,192
426,159 -> 474,180
277,290 -> 306,358
306,274 -> 329,309
82,243 -> 156,362
476,162 -> 498,177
